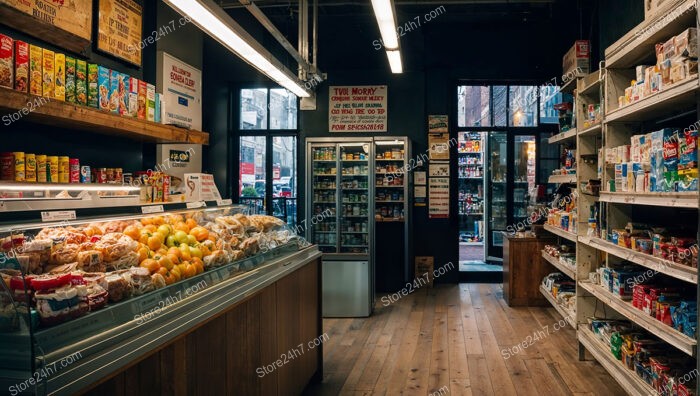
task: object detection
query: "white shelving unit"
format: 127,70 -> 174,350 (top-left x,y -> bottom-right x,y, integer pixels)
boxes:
541,251 -> 576,280
539,285 -> 576,328
547,174 -> 577,184
543,224 -> 578,243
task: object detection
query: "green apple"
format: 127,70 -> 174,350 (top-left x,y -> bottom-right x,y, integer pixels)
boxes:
174,230 -> 189,244
190,246 -> 203,259
166,235 -> 177,248
187,235 -> 197,246
157,224 -> 172,236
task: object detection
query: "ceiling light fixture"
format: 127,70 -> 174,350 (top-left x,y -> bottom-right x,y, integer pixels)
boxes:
164,0 -> 311,97
371,0 -> 403,74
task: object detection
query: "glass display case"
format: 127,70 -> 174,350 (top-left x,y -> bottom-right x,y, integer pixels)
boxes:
339,143 -> 371,255
309,144 -> 339,254
487,132 -> 508,256
458,132 -> 485,245
0,205 -> 309,394
513,135 -> 537,223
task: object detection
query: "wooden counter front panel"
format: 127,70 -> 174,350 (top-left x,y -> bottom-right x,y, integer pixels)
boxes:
503,236 -> 555,306
84,258 -> 321,396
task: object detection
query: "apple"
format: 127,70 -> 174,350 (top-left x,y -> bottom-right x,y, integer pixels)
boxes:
174,230 -> 189,244
157,224 -> 172,236
186,234 -> 197,246
190,246 -> 203,259
166,235 -> 177,248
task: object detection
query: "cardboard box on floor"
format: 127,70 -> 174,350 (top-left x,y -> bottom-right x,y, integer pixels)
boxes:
415,256 -> 434,287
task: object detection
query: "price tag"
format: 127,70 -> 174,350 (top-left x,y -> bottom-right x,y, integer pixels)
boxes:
217,199 -> 232,206
141,205 -> 164,214
41,211 -> 77,222
186,201 -> 206,209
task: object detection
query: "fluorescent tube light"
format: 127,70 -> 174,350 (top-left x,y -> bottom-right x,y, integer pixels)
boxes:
164,0 -> 310,97
386,50 -> 403,74
371,0 -> 399,50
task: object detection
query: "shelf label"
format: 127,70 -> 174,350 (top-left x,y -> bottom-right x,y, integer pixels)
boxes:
217,199 -> 232,207
141,205 -> 164,214
186,201 -> 206,209
41,211 -> 76,222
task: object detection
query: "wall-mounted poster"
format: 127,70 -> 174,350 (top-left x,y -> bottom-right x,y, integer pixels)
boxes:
157,52 -> 202,130
2,0 -> 92,40
414,186 -> 426,207
428,132 -> 451,160
428,177 -> 449,219
98,0 -> 143,65
429,162 -> 449,177
415,171 -> 427,185
428,115 -> 448,133
329,85 -> 387,132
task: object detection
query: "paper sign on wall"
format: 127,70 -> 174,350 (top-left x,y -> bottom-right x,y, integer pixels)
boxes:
428,133 -> 451,160
329,85 -> 387,132
157,51 -> 202,130
428,177 -> 450,219
428,115 -> 448,133
185,173 -> 222,202
429,162 -> 449,177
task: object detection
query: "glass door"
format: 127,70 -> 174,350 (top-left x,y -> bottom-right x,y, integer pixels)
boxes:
310,144 -> 338,253
374,141 -> 406,222
458,132 -> 485,261
338,143 -> 371,255
487,132 -> 507,259
513,135 -> 537,225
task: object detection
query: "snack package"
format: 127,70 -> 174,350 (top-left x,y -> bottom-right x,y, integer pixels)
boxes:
0,34 -> 12,89
42,49 -> 55,98
662,129 -> 680,192
650,130 -> 665,192
98,66 -> 110,111
128,77 -> 138,117
109,71 -> 128,115
29,45 -> 42,96
146,83 -> 155,121
14,41 -> 28,93
54,53 -> 65,101
87,63 -> 98,108
65,56 -> 76,103
76,60 -> 87,106
678,129 -> 698,191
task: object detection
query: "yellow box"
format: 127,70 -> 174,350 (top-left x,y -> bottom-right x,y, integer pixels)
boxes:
42,49 -> 54,98
54,53 -> 65,101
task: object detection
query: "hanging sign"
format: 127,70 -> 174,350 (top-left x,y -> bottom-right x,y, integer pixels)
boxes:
97,0 -> 143,65
157,51 -> 202,130
329,85 -> 387,132
2,0 -> 93,41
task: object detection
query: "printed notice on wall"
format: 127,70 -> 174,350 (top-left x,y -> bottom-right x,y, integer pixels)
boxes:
428,133 -> 451,160
97,0 -> 143,65
414,186 -> 426,207
3,0 -> 93,41
157,52 -> 202,131
429,177 -> 449,219
329,85 -> 387,132
428,115 -> 448,133
429,162 -> 449,177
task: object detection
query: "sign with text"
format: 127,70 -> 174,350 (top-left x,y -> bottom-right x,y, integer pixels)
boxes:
329,85 -> 387,132
157,51 -> 202,130
2,0 -> 92,40
428,177 -> 449,219
97,0 -> 142,65
428,115 -> 448,133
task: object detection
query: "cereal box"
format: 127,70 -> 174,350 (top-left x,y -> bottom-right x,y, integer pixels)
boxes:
650,130 -> 664,192
54,53 -> 65,101
29,45 -> 42,96
14,41 -> 28,93
662,129 -> 679,192
0,34 -> 13,89
678,129 -> 698,191
128,77 -> 139,117
76,60 -> 87,106
97,66 -> 110,111
87,63 -> 99,108
146,83 -> 155,121
65,56 -> 76,103
109,71 -> 128,115
42,49 -> 55,98
137,80 -> 147,119
155,92 -> 161,123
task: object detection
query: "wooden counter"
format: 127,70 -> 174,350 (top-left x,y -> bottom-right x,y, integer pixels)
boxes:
502,232 -> 556,306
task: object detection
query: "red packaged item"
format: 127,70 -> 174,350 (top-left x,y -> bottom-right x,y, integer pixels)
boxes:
656,302 -> 676,325
30,273 -> 72,291
162,174 -> 170,202
0,153 -> 13,181
14,40 -> 28,93
35,286 -> 88,326
0,34 -> 13,89
632,284 -> 652,310
9,275 -> 33,304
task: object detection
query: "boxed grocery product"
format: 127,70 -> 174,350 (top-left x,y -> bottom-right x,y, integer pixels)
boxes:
642,133 -> 652,165
0,34 -> 12,89
615,164 -> 623,192
631,135 -> 642,162
137,80 -> 147,119
128,77 -> 138,117
677,129 -> 698,191
97,66 -> 110,111
650,130 -> 665,191
655,43 -> 665,64
42,49 -> 54,98
663,37 -> 677,61
29,45 -> 42,96
146,83 -> 155,121
662,129 -> 679,191
612,270 -> 643,300
636,65 -> 652,82
109,71 -> 128,115
76,60 -> 87,106
155,92 -> 161,123
685,59 -> 698,76
660,59 -> 673,86
621,163 -> 630,192
670,61 -> 687,84
65,56 -> 75,103
562,40 -> 590,76
14,41 -> 28,93
650,69 -> 663,93
54,53 -> 65,101
619,145 -> 631,163
675,28 -> 697,59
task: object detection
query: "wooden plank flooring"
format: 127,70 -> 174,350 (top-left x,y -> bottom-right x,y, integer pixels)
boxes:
303,284 -> 626,396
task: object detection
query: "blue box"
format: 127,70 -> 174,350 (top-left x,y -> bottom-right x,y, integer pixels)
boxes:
97,66 -> 111,112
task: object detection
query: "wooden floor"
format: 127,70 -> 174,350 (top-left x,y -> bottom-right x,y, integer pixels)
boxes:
303,284 -> 627,396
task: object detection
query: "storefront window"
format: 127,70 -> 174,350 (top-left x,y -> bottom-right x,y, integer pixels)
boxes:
457,85 -> 491,127
458,85 -> 539,127
492,85 -> 508,127
509,86 -> 538,127
270,89 -> 298,130
240,88 -> 268,129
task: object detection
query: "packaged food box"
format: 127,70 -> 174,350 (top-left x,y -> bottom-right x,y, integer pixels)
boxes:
660,59 -> 673,86
663,37 -> 676,61
128,77 -> 138,117
29,45 -> 42,96
642,133 -> 652,165
146,83 -> 155,121
650,130 -> 665,191
76,60 -> 87,106
0,34 -> 12,89
678,129 -> 698,191
41,49 -> 54,98
54,53 -> 65,101
14,41 -> 28,93
155,92 -> 161,123
631,135 -> 642,163
685,59 -> 698,76
64,56 -> 76,103
675,28 -> 697,58
670,61 -> 687,84
109,71 -> 128,115
137,80 -> 147,119
562,40 -> 590,77
662,129 -> 679,192
97,66 -> 110,111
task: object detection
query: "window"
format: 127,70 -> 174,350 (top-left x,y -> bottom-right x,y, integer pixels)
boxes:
240,88 -> 268,129
457,85 -> 540,127
509,86 -> 538,127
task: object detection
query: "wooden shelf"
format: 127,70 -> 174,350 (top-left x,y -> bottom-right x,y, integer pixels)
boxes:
560,76 -> 580,94
0,88 -> 209,145
579,281 -> 696,356
543,224 -> 578,243
599,191 -> 698,208
581,237 -> 697,284
605,77 -> 699,123
578,327 -> 657,396
541,251 -> 576,280
538,285 -> 576,328
578,123 -> 602,137
548,174 -> 577,184
579,71 -> 603,96
548,128 -> 577,144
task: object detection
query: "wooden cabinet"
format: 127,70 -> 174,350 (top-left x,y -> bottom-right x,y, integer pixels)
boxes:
502,233 -> 555,306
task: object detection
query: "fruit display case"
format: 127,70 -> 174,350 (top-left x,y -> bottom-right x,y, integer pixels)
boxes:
0,205 -> 320,395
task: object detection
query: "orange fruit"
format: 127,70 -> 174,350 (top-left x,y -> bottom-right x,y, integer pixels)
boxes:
156,255 -> 174,271
174,222 -> 190,233
166,253 -> 180,266
191,257 -> 204,274
185,218 -> 198,230
123,225 -> 141,241
140,217 -> 152,226
156,267 -> 168,277
139,233 -> 150,245
183,263 -> 197,278
140,259 -> 160,274
151,216 -> 165,226
167,247 -> 182,259
143,224 -> 157,233
147,235 -> 162,251
189,226 -> 209,242
156,247 -> 168,256
137,246 -> 150,262
167,214 -> 184,224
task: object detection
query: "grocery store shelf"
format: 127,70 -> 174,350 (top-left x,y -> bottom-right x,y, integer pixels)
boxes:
605,0 -> 696,68
605,77 -> 699,123
579,280 -> 696,356
548,128 -> 577,144
582,237 -> 697,284
548,174 -> 577,184
578,327 -> 656,396
560,76 -> 579,94
579,74 -> 602,96
539,285 -> 576,328
460,242 -> 484,246
541,251 -> 576,280
375,185 -> 405,188
578,123 -> 602,137
543,224 -> 578,243
0,88 -> 209,145
599,191 -> 698,208
375,158 -> 405,161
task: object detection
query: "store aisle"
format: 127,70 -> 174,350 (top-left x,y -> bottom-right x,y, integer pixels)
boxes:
303,284 -> 626,396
